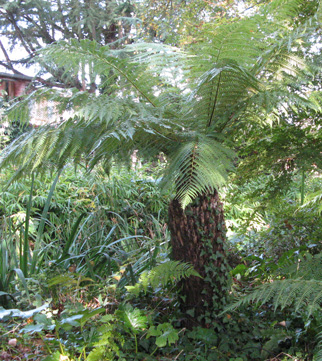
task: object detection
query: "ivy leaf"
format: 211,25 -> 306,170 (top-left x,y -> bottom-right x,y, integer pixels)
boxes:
147,323 -> 179,347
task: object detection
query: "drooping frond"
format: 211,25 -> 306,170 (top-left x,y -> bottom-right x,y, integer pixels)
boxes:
38,39 -> 160,106
314,333 -> 322,361
0,113 -> 127,181
0,90 -> 182,181
161,134 -> 235,208
301,190 -> 322,214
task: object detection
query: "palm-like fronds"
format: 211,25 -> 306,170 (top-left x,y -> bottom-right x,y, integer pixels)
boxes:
1,0 -> 321,208
188,62 -> 262,130
38,39 -> 163,106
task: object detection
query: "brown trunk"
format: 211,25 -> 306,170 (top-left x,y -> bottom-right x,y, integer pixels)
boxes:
168,189 -> 230,329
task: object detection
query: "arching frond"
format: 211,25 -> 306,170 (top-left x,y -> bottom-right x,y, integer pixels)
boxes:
126,260 -> 201,295
189,62 -> 262,129
314,333 -> 322,361
225,255 -> 322,320
38,39 -> 160,106
0,93 -> 181,181
225,278 -> 322,317
301,190 -> 322,214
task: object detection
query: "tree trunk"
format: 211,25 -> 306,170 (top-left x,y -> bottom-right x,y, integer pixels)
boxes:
168,189 -> 230,329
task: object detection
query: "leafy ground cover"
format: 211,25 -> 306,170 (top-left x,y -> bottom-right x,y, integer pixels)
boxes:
0,163 -> 322,360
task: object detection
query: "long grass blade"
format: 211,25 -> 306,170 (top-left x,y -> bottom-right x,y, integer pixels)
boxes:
22,173 -> 35,277
30,169 -> 62,274
58,213 -> 86,263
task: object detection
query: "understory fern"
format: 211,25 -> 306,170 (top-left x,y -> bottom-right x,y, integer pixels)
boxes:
224,254 -> 322,360
225,278 -> 322,316
126,260 -> 201,296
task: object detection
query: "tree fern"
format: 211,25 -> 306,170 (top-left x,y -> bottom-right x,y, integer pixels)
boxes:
1,0 -> 320,210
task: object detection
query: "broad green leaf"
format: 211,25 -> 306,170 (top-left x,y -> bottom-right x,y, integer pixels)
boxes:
147,323 -> 179,347
0,304 -> 49,320
117,304 -> 148,333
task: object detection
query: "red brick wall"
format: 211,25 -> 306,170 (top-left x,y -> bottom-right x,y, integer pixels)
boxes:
0,78 -> 30,98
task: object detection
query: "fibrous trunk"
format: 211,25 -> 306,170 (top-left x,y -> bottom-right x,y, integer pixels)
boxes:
168,189 -> 230,329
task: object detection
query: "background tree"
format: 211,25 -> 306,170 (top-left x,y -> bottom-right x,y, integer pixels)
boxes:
1,0 -> 322,329
0,0 -> 135,90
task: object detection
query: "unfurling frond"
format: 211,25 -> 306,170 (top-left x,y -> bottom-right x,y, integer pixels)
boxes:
162,135 -> 235,208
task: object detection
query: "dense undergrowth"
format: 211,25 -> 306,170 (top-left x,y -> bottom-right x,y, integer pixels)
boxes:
1,163 -> 322,360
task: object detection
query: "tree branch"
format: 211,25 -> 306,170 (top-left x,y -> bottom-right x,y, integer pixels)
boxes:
22,14 -> 55,44
2,10 -> 36,55
0,39 -> 15,71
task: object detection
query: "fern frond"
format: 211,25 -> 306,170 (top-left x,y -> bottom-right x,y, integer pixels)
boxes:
301,190 -> 322,214
126,260 -> 201,295
280,254 -> 322,281
189,62 -> 262,129
314,331 -> 322,361
39,39 -> 159,106
117,304 -> 148,333
161,135 -> 235,208
225,278 -> 322,317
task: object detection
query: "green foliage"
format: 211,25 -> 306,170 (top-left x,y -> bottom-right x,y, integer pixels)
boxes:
224,252 -> 322,360
1,1 -> 322,359
147,323 -> 179,347
2,0 -> 320,209
117,303 -> 148,334
227,278 -> 322,316
126,260 -> 201,296
161,135 -> 235,208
